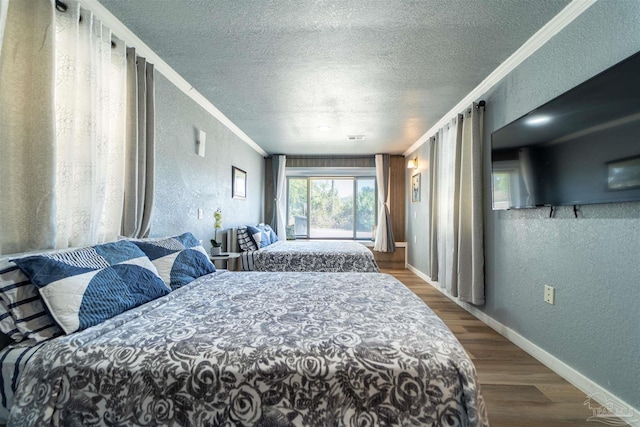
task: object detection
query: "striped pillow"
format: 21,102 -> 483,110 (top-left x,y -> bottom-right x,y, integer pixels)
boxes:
0,297 -> 20,341
0,259 -> 63,343
237,227 -> 259,251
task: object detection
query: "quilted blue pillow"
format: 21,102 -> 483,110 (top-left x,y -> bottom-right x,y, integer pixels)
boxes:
12,240 -> 169,335
131,232 -> 216,290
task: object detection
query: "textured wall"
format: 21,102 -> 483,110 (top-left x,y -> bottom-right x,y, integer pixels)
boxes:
408,0 -> 640,408
152,73 -> 265,251
405,142 -> 431,271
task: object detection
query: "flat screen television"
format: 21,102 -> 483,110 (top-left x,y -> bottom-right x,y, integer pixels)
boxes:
490,50 -> 640,210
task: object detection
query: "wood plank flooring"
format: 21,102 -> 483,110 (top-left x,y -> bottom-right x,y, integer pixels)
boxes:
382,267 -> 632,427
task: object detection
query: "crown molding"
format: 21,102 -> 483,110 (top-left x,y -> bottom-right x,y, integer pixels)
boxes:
403,0 -> 597,157
78,0 -> 268,157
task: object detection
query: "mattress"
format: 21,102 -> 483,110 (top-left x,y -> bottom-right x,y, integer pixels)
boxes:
241,240 -> 380,272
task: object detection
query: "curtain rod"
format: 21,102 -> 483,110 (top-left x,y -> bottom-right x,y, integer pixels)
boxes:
55,1 -> 118,48
55,1 -> 67,12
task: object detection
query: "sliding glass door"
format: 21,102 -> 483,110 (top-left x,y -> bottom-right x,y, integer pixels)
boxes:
287,176 -> 376,239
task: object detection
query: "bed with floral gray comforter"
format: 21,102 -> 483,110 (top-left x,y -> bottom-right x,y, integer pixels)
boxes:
243,240 -> 380,272
8,271 -> 488,426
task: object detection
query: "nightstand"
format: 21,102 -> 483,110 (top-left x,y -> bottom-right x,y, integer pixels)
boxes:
210,252 -> 240,271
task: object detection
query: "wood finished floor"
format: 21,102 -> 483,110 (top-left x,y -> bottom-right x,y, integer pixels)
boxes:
381,267 -> 631,427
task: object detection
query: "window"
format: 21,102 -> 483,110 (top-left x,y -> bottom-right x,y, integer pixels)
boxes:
492,161 -> 524,209
287,176 -> 376,239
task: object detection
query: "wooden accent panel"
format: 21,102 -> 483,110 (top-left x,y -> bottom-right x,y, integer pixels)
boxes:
368,244 -> 406,270
389,155 -> 405,241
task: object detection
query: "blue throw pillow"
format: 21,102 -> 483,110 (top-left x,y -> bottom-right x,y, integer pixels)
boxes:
12,240 -> 169,335
262,224 -> 278,243
131,232 -> 216,290
247,225 -> 269,248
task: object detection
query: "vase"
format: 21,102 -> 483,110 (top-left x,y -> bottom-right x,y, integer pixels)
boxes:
211,246 -> 221,256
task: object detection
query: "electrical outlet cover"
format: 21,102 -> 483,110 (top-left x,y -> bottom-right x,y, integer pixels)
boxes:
544,285 -> 555,305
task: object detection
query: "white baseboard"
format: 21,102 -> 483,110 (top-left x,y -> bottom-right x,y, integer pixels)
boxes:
407,263 -> 639,427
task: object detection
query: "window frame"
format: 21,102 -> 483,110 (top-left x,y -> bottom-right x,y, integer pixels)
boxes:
286,175 -> 377,240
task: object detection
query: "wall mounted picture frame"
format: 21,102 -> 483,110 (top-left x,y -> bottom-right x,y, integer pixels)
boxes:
411,173 -> 421,202
232,166 -> 247,199
606,156 -> 640,191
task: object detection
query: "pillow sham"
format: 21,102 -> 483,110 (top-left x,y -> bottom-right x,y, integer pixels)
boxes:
130,232 -> 216,290
12,240 -> 169,335
237,227 -> 259,251
247,225 -> 268,248
0,258 -> 63,342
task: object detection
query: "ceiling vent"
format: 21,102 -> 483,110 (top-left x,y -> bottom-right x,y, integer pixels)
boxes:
347,135 -> 365,141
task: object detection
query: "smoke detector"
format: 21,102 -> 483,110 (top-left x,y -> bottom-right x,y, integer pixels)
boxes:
347,135 -> 365,141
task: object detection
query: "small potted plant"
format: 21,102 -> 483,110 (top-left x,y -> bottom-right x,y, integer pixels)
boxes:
211,208 -> 224,256
214,208 -> 223,231
210,239 -> 222,256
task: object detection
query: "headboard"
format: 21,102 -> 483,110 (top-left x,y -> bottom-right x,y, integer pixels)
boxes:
226,228 -> 241,253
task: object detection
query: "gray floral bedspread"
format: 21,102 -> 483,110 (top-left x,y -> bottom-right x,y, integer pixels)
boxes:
251,240 -> 380,272
9,271 -> 488,427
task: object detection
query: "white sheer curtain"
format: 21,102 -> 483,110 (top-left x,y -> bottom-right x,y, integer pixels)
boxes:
54,1 -> 127,248
430,103 -> 484,304
272,155 -> 287,240
436,116 -> 462,293
0,0 -> 131,255
0,0 -> 57,255
0,0 -> 9,59
374,154 -> 395,252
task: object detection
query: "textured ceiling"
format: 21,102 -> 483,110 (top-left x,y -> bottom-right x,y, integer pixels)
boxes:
98,0 -> 571,155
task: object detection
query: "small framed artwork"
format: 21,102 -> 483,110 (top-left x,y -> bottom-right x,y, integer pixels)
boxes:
606,156 -> 640,190
411,173 -> 421,202
232,166 -> 247,199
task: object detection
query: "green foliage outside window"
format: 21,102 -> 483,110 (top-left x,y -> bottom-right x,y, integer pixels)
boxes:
287,176 -> 376,238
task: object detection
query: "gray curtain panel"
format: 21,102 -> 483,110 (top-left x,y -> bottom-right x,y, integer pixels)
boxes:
0,0 -> 56,255
456,103 -> 485,304
122,48 -> 155,238
427,136 -> 439,280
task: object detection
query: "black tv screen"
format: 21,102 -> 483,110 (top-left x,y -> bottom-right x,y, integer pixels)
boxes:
491,50 -> 640,210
